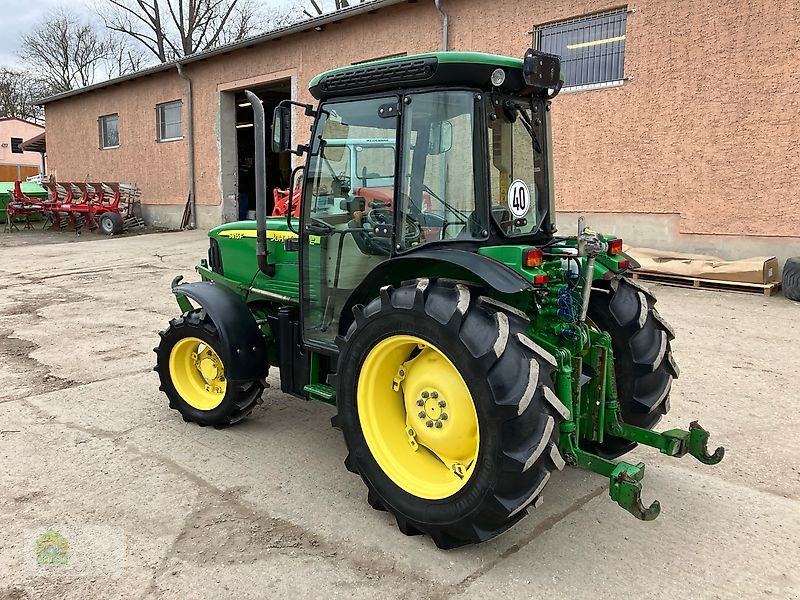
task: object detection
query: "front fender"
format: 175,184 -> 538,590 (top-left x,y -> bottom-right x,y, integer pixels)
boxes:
171,279 -> 267,383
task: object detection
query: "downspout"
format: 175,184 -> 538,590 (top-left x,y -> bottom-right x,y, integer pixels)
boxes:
176,62 -> 197,229
434,0 -> 449,51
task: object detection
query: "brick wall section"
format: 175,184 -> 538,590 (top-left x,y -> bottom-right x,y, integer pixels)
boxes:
43,0 -> 800,237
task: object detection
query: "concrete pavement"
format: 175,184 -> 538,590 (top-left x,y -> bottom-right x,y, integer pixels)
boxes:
0,229 -> 797,599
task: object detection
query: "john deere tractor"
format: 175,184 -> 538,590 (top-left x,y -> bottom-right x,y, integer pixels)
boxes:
155,50 -> 724,549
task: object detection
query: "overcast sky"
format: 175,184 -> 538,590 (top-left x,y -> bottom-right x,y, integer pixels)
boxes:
0,0 -> 326,70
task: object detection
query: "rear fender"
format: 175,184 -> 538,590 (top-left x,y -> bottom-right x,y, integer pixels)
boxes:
171,279 -> 267,383
594,252 -> 640,281
338,249 -> 533,335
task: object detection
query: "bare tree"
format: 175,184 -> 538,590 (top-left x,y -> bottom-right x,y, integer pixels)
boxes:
303,0 -> 368,19
19,9 -> 110,94
0,68 -> 44,122
98,0 -> 290,63
103,32 -> 150,77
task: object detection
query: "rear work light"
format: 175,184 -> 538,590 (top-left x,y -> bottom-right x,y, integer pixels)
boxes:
523,248 -> 543,267
607,238 -> 623,255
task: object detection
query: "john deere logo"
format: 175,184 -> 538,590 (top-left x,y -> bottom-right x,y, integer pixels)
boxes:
36,530 -> 68,566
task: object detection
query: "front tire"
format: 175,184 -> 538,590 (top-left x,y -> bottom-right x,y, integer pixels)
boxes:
335,279 -> 568,549
587,274 -> 679,458
154,309 -> 264,427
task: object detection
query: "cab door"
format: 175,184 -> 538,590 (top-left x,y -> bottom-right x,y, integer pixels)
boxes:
300,96 -> 399,349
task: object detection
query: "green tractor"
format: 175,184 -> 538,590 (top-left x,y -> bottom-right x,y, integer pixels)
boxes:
155,49 -> 724,549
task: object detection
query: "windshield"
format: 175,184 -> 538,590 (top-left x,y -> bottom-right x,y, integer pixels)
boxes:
398,90 -> 487,250
488,96 -> 548,236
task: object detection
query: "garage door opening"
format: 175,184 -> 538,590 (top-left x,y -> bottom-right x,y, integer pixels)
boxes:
234,82 -> 291,219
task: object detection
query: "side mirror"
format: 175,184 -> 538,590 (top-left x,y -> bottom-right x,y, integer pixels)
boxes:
523,48 -> 561,89
271,105 -> 291,153
428,120 -> 453,155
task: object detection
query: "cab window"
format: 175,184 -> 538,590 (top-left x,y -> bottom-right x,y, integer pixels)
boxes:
398,90 -> 487,250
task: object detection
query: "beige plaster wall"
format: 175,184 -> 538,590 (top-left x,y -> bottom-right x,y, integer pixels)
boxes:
0,119 -> 43,167
44,70 -> 188,206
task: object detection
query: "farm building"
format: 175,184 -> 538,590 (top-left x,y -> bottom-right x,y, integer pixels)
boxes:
38,0 -> 800,263
0,117 -> 44,181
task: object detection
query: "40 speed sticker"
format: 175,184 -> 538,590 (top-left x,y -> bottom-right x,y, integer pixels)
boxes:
507,179 -> 530,219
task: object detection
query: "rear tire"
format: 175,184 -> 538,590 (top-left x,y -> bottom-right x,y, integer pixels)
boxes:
783,257 -> 800,301
154,309 -> 264,427
586,275 -> 679,458
334,279 -> 568,549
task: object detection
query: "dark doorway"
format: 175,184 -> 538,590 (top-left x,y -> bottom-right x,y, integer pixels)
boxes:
235,82 -> 291,219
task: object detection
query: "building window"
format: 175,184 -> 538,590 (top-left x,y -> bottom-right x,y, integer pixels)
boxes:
535,9 -> 628,90
157,101 -> 183,141
10,137 -> 23,154
99,114 -> 119,149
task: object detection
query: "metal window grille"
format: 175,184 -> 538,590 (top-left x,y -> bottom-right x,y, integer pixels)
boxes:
10,137 -> 23,154
158,101 -> 183,141
535,9 -> 628,89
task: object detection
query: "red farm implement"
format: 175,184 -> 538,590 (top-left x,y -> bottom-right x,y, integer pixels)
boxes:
272,186 -> 301,217
39,181 -> 142,235
4,180 -> 144,235
3,180 -> 51,232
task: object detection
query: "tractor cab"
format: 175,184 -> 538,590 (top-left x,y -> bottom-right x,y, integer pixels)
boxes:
272,51 -> 562,347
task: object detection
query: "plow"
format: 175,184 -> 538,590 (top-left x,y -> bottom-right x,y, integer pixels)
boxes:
4,180 -> 144,234
155,49 -> 724,548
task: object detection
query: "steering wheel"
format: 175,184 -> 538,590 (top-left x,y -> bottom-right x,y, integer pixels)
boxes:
334,175 -> 351,195
363,207 -> 421,254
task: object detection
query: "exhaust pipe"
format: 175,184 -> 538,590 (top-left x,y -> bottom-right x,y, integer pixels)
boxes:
245,90 -> 276,277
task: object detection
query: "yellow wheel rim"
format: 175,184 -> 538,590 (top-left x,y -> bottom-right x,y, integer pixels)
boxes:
168,336 -> 227,411
357,335 -> 480,500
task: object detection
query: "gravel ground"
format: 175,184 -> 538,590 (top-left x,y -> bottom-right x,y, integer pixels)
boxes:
0,228 -> 798,600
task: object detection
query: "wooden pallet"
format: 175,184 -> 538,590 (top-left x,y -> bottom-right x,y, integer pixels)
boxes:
630,271 -> 782,296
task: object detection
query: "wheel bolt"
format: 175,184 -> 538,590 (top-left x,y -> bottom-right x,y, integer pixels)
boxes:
416,399 -> 424,406
435,421 -> 443,428
440,413 -> 448,420
425,420 -> 434,428
421,391 -> 429,399
438,400 -> 446,408
418,411 -> 426,419
431,391 -> 438,399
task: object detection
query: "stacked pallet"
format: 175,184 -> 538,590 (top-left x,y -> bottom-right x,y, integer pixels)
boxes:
625,247 -> 781,296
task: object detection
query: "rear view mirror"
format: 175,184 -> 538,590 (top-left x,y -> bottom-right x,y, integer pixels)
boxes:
523,48 -> 561,89
271,105 -> 291,153
428,120 -> 452,155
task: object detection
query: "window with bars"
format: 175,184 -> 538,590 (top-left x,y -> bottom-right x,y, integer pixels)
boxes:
535,9 -> 628,90
10,137 -> 23,154
157,101 -> 183,141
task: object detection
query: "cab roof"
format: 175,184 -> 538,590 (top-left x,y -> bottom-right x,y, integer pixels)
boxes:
308,51 -> 532,101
